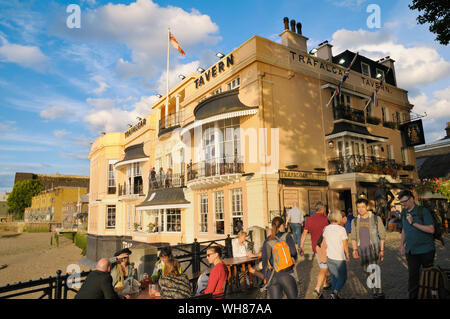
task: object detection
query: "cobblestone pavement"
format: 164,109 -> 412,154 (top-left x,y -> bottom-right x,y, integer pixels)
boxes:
233,232 -> 450,299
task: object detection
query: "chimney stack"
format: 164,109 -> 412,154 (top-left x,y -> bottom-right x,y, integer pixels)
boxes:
378,56 -> 397,86
315,40 -> 333,61
280,17 -> 308,53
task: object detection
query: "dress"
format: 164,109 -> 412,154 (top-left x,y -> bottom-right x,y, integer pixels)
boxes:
159,274 -> 193,299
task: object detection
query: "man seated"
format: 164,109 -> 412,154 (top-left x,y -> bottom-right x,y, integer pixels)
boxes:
75,258 -> 119,299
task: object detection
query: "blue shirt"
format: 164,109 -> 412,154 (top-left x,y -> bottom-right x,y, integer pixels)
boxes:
401,205 -> 435,254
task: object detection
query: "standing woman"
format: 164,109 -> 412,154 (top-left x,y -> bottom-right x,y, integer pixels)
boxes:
321,211 -> 350,299
261,216 -> 298,299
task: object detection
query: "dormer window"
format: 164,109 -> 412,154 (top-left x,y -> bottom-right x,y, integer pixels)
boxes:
376,68 -> 385,80
361,62 -> 370,77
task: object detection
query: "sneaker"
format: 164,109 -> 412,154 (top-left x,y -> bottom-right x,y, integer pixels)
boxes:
330,292 -> 340,299
312,289 -> 323,299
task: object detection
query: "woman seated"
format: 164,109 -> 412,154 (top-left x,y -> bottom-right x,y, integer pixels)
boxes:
202,246 -> 228,298
232,231 -> 256,258
158,257 -> 192,299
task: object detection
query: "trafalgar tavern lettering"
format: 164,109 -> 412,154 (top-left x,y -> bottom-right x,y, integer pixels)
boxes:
290,51 -> 344,77
125,118 -> 146,138
195,54 -> 234,89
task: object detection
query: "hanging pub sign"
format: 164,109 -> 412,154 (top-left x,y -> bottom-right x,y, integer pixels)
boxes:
400,119 -> 425,147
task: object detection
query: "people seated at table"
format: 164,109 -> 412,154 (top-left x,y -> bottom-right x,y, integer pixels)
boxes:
202,245 -> 228,298
110,248 -> 135,289
151,246 -> 181,283
232,231 -> 257,258
158,257 -> 192,299
75,258 -> 119,299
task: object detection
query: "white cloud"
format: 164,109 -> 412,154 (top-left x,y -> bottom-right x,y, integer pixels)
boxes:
156,61 -> 200,93
86,97 -> 116,109
331,29 -> 450,90
52,0 -> 220,80
40,105 -> 74,120
0,36 -> 48,70
83,95 -> 158,133
53,129 -> 70,138
410,86 -> 450,142
91,75 -> 110,95
0,121 -> 16,132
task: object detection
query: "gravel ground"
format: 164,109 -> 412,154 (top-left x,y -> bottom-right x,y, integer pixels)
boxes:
0,231 -> 90,289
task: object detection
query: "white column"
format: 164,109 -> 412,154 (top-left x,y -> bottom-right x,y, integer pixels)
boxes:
175,94 -> 180,124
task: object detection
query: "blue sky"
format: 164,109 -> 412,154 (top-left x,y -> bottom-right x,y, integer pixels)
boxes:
0,0 -> 449,193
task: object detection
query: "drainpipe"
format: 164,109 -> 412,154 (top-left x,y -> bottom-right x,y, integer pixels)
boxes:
258,71 -> 270,226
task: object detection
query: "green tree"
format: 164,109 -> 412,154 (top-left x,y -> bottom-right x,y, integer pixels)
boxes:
7,180 -> 44,220
409,0 -> 450,45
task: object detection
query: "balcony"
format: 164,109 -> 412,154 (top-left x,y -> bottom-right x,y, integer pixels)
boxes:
333,104 -> 365,124
158,110 -> 184,137
186,156 -> 244,189
329,155 -> 401,177
118,180 -> 144,200
149,172 -> 185,190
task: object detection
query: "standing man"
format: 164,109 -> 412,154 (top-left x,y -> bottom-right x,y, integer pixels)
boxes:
300,201 -> 330,299
75,258 -> 119,299
285,203 -> 304,252
350,198 -> 386,299
398,190 -> 435,299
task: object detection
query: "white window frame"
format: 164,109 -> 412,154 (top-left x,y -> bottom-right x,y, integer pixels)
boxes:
107,160 -> 117,194
361,62 -> 371,77
231,188 -> 243,233
199,194 -> 208,233
214,191 -> 225,235
227,77 -> 240,90
106,205 -> 116,229
375,68 -> 385,80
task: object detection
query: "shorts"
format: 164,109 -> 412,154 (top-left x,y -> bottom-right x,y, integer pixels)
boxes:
315,254 -> 328,269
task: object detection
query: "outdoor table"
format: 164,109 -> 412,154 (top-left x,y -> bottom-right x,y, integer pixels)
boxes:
223,256 -> 260,291
128,286 -> 161,299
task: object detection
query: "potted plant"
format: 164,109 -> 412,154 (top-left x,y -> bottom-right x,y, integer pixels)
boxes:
148,222 -> 155,233
133,223 -> 140,231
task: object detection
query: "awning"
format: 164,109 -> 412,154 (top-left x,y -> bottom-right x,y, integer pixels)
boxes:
135,188 -> 190,210
115,143 -> 149,169
326,122 -> 388,143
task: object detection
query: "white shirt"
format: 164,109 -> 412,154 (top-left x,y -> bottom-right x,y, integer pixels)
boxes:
287,206 -> 304,224
323,224 -> 348,261
232,238 -> 248,257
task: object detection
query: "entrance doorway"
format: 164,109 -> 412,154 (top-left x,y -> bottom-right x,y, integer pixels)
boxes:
339,190 -> 352,214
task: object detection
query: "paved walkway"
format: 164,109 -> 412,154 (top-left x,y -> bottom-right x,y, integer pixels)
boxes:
231,232 -> 450,299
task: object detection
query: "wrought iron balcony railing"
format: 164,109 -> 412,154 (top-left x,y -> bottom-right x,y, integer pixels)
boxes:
333,104 -> 365,124
329,155 -> 401,176
187,156 -> 244,182
159,110 -> 184,132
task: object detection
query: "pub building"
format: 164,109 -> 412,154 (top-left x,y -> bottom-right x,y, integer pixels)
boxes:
86,18 -> 418,263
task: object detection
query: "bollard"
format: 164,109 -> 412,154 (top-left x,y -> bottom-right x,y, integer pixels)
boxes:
55,270 -> 62,299
191,239 -> 201,275
225,234 -> 232,258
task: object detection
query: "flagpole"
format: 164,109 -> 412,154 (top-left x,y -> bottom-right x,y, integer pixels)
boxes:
165,27 -> 170,128
363,66 -> 391,111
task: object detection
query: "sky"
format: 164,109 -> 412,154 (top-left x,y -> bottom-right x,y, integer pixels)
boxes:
0,0 -> 449,193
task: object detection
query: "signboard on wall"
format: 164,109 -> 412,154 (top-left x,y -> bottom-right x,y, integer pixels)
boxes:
400,119 -> 425,147
308,190 -> 322,214
283,189 -> 299,208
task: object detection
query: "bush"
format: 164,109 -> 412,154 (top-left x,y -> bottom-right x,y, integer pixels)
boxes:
74,233 -> 87,256
23,223 -> 50,233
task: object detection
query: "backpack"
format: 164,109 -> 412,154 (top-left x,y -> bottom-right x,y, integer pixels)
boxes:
260,233 -> 295,292
418,266 -> 450,299
417,207 -> 445,246
266,232 -> 295,272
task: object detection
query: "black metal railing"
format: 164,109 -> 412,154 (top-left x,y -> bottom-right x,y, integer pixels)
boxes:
159,110 -> 184,131
0,269 -> 91,299
148,172 -> 185,190
186,157 -> 244,182
118,181 -> 144,196
0,236 -> 235,299
329,155 -> 401,175
333,104 -> 365,124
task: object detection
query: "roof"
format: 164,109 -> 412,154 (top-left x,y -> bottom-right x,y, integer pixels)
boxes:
326,121 -> 388,142
136,187 -> 190,209
193,88 -> 258,120
417,153 -> 450,179
115,143 -> 149,166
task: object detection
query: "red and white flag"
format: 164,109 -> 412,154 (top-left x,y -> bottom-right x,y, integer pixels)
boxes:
169,32 -> 185,56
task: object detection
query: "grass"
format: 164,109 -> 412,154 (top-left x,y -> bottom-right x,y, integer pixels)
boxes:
74,233 -> 87,256
23,224 -> 50,233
